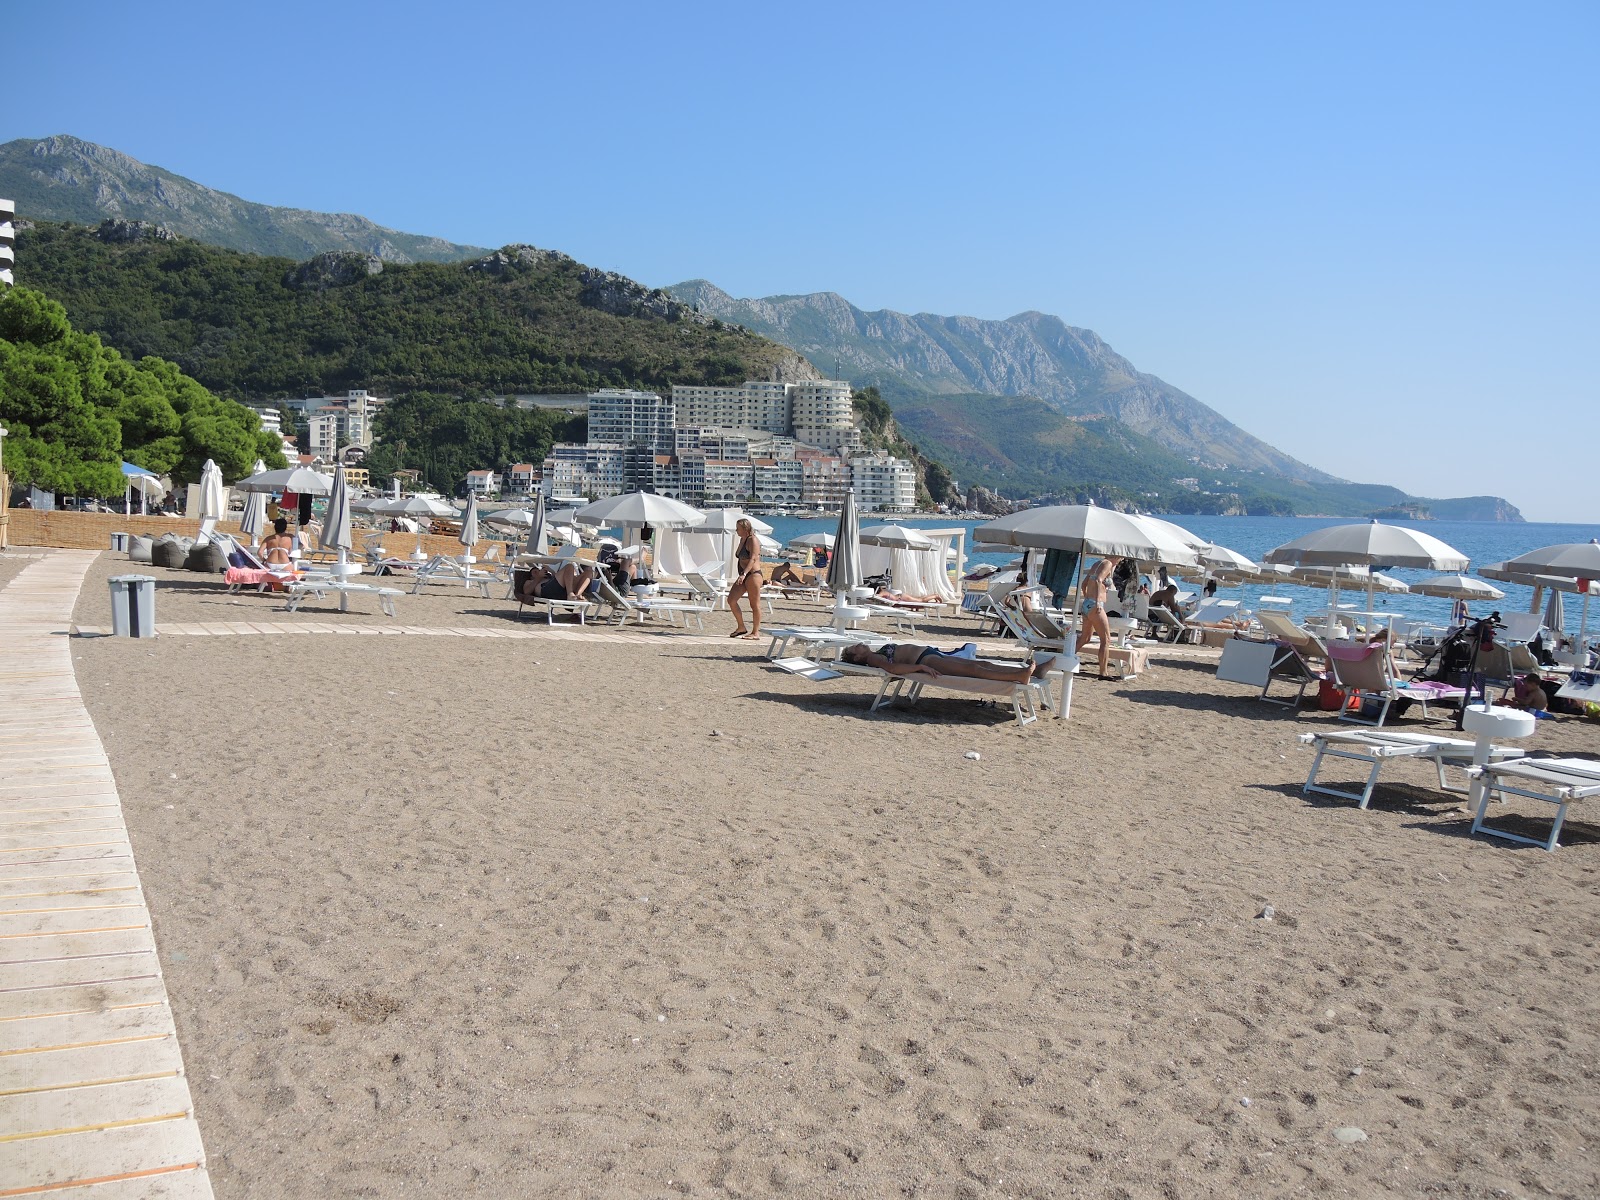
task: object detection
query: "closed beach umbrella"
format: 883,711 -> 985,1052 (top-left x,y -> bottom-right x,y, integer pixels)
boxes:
526,494 -> 549,555
318,463 -> 353,559
859,523 -> 936,550
458,492 -> 480,559
198,458 -> 225,520
826,489 -> 862,599
1544,589 -> 1566,638
1263,519 -> 1468,572
238,459 -> 268,547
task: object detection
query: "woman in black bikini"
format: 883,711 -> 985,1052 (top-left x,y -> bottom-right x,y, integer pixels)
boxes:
841,642 -> 1054,683
728,518 -> 764,639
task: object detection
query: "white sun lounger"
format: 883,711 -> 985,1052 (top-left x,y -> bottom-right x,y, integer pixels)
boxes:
1299,729 -> 1526,810
1470,757 -> 1600,851
828,660 -> 1051,726
285,578 -> 403,617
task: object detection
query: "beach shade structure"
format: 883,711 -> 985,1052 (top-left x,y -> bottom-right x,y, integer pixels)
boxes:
1175,542 -> 1259,580
975,505 -> 1200,566
1501,541 -> 1600,646
195,458 -> 226,542
237,459 -> 269,548
458,492 -> 480,561
825,490 -> 866,630
120,460 -> 159,515
1136,514 -> 1207,549
482,507 -> 535,531
233,465 -> 336,497
1410,574 -> 1507,603
573,492 -> 705,529
859,523 -> 936,550
374,494 -> 458,560
525,494 -> 549,555
1263,519 -> 1469,572
786,531 -> 836,552
319,463 -> 354,563
697,508 -> 773,535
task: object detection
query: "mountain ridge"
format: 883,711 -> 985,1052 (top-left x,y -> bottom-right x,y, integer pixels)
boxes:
0,135 -> 486,264
668,279 -> 1337,485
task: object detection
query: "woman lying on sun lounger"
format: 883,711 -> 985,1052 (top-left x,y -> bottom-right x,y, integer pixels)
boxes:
875,587 -> 940,604
841,642 -> 1053,682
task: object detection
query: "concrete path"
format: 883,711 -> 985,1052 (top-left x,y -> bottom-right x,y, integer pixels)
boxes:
0,550 -> 212,1198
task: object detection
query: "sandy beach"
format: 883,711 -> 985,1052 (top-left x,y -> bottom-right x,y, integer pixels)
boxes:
46,551 -> 1600,1197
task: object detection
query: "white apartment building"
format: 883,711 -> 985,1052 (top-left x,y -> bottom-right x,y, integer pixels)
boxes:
789,380 -> 862,451
505,463 -> 538,496
543,442 -> 626,500
752,459 -> 803,506
702,460 -> 755,505
298,390 -> 380,455
586,388 -> 676,450
465,469 -> 501,497
800,454 -> 851,509
849,453 -> 917,513
670,382 -> 791,435
244,404 -> 282,436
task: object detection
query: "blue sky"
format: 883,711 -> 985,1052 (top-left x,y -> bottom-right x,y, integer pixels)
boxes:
12,1 -> 1598,521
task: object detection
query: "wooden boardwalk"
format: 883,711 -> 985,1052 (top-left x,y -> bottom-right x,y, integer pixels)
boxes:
0,551 -> 212,1198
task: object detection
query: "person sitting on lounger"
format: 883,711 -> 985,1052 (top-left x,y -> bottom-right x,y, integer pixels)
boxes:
1149,582 -> 1180,614
520,562 -> 595,603
841,642 -> 1054,682
261,518 -> 295,569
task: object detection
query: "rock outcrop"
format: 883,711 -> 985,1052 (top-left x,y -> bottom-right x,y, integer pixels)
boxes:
95,218 -> 175,244
577,268 -> 708,324
468,244 -> 572,276
283,251 -> 383,290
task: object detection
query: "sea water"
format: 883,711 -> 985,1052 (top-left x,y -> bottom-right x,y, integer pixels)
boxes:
761,514 -> 1600,637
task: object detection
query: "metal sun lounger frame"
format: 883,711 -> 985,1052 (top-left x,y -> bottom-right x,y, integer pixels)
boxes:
1299,729 -> 1526,810
829,660 -> 1054,726
1469,757 -> 1600,851
284,578 -> 404,617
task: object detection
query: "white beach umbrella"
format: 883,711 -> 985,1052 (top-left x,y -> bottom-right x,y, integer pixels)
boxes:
483,507 -> 535,530
787,531 -> 836,551
1263,519 -> 1469,572
195,458 -> 226,542
859,523 -> 936,550
126,472 -> 166,516
1136,514 -> 1208,549
1410,574 -> 1506,602
525,494 -> 549,555
1502,539 -> 1600,579
697,508 -> 772,534
237,459 -> 269,547
232,465 -> 335,496
573,492 -> 704,529
975,504 -> 1199,566
825,490 -> 863,629
375,494 -> 457,560
458,492 -> 480,559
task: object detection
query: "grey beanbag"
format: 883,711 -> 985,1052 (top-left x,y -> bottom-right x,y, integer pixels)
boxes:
128,534 -> 154,563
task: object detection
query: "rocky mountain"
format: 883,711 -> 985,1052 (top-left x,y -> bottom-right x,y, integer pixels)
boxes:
0,136 -> 485,264
667,280 -> 1337,485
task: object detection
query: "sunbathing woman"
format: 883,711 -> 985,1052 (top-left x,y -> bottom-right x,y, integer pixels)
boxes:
841,642 -> 1054,682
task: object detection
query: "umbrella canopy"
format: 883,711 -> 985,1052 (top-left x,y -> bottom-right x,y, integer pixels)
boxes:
483,508 -> 535,530
1288,564 -> 1410,594
696,508 -> 772,534
1410,574 -> 1506,602
825,491 -> 862,596
458,492 -> 480,551
1263,519 -> 1468,572
975,505 -> 1199,566
1478,561 -> 1600,592
1136,514 -> 1207,549
786,531 -> 836,551
374,495 -> 458,519
859,523 -> 935,550
197,459 -> 226,524
1175,542 -> 1258,579
1501,539 -> 1600,579
126,474 -> 166,499
573,492 -> 704,528
318,463 -> 354,556
233,466 -> 335,496
120,461 -> 157,478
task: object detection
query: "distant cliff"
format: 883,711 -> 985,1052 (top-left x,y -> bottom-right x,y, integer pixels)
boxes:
0,135 -> 486,264
668,280 -> 1337,485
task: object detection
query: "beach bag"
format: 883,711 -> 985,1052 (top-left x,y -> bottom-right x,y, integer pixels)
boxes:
1317,680 -> 1362,712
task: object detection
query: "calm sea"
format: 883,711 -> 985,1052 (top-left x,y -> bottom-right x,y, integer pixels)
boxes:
762,514 -> 1600,636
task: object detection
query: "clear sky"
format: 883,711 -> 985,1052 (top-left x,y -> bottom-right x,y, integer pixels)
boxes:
12,1 -> 1598,521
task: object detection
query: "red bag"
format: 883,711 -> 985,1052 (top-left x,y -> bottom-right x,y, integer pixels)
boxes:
1318,680 -> 1348,711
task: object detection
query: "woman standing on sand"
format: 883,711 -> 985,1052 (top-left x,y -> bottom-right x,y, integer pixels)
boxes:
728,517 -> 764,640
1075,556 -> 1119,679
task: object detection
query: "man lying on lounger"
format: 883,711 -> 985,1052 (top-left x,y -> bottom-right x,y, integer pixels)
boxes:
841,642 -> 1055,682
769,562 -> 818,588
519,562 -> 596,604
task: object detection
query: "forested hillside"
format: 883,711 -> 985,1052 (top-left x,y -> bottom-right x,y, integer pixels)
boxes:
15,224 -> 811,403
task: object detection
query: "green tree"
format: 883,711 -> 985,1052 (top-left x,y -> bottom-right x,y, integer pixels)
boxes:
0,340 -> 124,496
136,357 -> 285,483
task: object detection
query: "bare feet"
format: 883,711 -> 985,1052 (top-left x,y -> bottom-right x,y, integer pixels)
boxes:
740,632 -> 760,640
